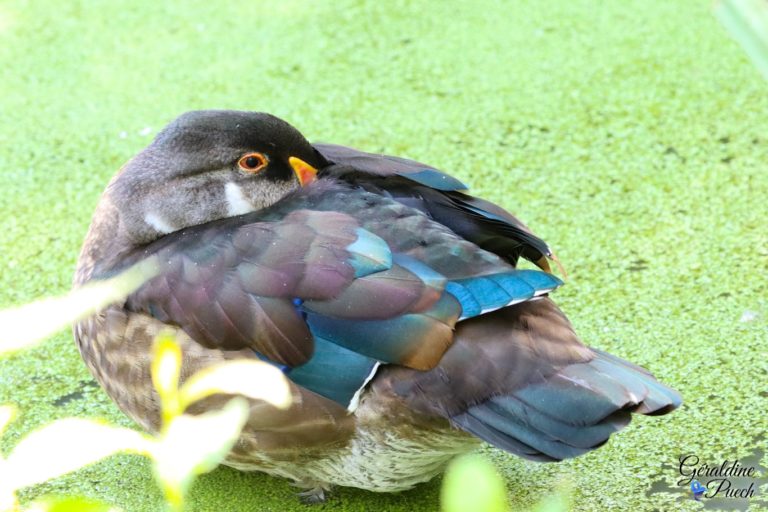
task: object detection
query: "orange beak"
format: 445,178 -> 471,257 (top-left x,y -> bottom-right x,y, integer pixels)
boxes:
289,156 -> 318,187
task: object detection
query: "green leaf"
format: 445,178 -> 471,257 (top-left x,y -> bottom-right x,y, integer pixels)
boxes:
0,405 -> 16,508
529,481 -> 572,512
441,454 -> 509,512
0,405 -> 15,438
179,360 -> 292,411
151,331 -> 183,425
0,259 -> 159,354
715,0 -> 768,81
5,418 -> 151,490
0,483 -> 16,512
151,398 -> 250,509
25,496 -> 121,512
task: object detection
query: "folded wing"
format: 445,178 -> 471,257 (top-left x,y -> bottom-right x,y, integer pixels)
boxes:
117,187 -> 563,408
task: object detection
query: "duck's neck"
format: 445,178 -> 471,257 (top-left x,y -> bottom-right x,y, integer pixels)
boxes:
74,192 -> 139,286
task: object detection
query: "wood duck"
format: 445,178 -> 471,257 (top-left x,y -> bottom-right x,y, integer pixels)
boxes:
73,110 -> 681,501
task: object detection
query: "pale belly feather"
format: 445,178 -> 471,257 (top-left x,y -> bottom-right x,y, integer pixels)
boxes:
225,412 -> 480,493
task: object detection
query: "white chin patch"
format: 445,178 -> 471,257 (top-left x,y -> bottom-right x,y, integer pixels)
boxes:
144,211 -> 176,234
225,182 -> 255,216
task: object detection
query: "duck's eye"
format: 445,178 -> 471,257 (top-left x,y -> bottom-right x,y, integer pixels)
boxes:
238,153 -> 268,173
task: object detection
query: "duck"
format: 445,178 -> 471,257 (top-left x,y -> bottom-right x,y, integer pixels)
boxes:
73,110 -> 681,502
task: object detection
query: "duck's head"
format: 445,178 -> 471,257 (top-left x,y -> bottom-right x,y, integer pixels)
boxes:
109,110 -> 327,245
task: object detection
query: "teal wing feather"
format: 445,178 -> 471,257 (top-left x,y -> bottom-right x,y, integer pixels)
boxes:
287,336 -> 379,407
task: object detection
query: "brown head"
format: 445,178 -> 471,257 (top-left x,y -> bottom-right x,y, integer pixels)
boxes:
75,110 -> 327,282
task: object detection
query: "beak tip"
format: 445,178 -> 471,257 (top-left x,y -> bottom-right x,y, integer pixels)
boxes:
289,156 -> 318,187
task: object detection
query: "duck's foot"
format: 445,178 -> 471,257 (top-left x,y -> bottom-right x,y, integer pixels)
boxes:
297,486 -> 327,504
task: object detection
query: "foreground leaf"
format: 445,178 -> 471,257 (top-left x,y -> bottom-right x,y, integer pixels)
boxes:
715,0 -> 768,81
25,496 -> 121,512
530,480 -> 572,512
179,360 -> 292,411
0,482 -> 16,512
441,454 -> 509,512
5,419 -> 151,489
0,405 -> 17,510
151,331 -> 183,424
0,405 -> 15,438
0,259 -> 159,354
152,398 -> 250,509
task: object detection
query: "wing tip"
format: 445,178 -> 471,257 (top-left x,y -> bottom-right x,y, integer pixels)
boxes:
536,251 -> 568,280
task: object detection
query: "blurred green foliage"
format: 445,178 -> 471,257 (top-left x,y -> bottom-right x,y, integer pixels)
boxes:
716,0 -> 768,81
0,294 -> 290,511
441,455 -> 571,512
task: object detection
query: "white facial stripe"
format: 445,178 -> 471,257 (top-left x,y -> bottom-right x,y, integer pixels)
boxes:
144,211 -> 176,234
225,182 -> 255,216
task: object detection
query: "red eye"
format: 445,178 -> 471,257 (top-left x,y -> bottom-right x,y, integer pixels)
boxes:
238,153 -> 268,173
